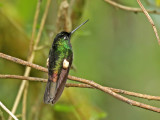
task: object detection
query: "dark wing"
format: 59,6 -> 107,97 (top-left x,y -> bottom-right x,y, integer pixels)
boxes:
44,48 -> 73,104
44,48 -> 58,104
52,53 -> 73,104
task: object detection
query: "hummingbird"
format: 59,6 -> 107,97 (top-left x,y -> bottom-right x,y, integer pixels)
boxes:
44,20 -> 89,104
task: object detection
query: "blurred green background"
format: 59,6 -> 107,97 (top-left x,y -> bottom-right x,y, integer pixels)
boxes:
1,0 -> 160,120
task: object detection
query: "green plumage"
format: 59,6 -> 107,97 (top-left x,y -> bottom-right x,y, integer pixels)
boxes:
54,38 -> 72,72
44,32 -> 73,104
44,20 -> 88,104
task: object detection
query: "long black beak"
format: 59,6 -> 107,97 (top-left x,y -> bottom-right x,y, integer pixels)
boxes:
70,19 -> 89,35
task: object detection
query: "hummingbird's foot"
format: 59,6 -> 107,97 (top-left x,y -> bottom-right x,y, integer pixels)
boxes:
63,59 -> 69,69
46,58 -> 49,67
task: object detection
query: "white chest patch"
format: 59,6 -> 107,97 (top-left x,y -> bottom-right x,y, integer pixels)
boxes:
63,59 -> 69,69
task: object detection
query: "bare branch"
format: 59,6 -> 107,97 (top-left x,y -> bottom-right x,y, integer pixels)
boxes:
0,74 -> 47,82
0,52 -> 47,73
1,52 -> 160,112
66,83 -> 160,101
104,0 -> 160,14
68,76 -> 160,113
1,74 -> 160,113
0,102 -> 18,120
137,0 -> 160,45
1,74 -> 159,101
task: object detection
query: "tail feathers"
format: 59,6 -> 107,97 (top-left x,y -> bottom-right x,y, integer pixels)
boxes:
51,69 -> 68,104
44,80 -> 56,104
44,69 -> 69,104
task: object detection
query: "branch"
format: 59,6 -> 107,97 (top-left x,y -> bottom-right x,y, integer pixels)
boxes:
0,53 -> 47,73
104,0 -> 160,14
0,101 -> 18,120
2,53 -> 160,100
66,83 -> 160,101
68,76 -> 160,112
1,53 -> 160,112
137,0 -> 160,45
1,74 -> 160,101
0,74 -> 47,82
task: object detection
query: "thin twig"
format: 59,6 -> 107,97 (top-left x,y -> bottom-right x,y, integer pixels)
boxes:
22,0 -> 42,114
1,74 -> 160,101
8,53 -> 33,120
28,0 -> 42,57
1,53 -> 160,100
9,71 -> 30,120
104,0 -> 160,14
1,53 -> 160,112
0,50 -> 42,84
0,74 -> 47,82
35,44 -> 50,51
137,0 -> 160,45
22,82 -> 28,120
0,101 -> 18,120
68,76 -> 160,113
0,53 -> 47,73
22,0 -> 51,119
34,0 -> 51,50
8,0 -> 51,120
66,83 -> 160,101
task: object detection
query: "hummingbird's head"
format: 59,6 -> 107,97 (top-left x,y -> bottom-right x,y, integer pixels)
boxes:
54,31 -> 71,43
52,32 -> 71,48
56,19 -> 89,41
53,20 -> 89,46
59,31 -> 71,40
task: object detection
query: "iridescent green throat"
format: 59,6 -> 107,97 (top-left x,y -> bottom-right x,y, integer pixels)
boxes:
56,38 -> 71,51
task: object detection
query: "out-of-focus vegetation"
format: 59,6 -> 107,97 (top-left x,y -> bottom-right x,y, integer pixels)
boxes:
1,0 -> 160,120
